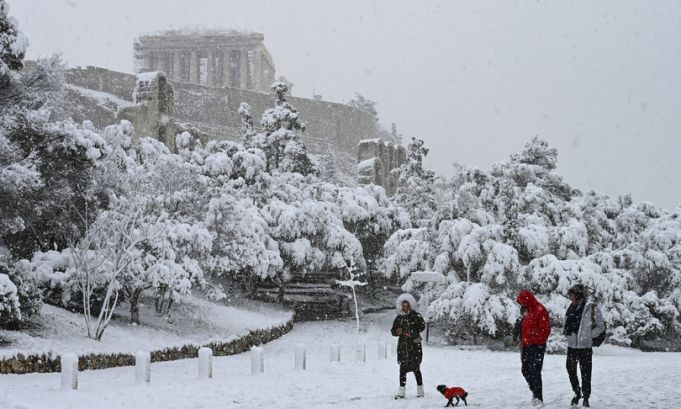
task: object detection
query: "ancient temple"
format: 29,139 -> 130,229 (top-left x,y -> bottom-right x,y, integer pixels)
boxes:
134,29 -> 275,92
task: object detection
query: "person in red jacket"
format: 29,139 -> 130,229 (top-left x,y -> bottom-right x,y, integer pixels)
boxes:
516,290 -> 551,405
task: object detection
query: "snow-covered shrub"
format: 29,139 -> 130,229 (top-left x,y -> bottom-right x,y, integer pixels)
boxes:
383,228 -> 432,280
0,260 -> 41,328
427,282 -> 520,340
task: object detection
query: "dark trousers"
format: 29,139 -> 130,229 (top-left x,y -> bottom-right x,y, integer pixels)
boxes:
521,344 -> 546,401
567,348 -> 593,398
399,364 -> 423,386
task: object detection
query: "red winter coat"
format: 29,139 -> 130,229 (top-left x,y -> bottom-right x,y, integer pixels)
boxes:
443,387 -> 467,399
516,290 -> 551,348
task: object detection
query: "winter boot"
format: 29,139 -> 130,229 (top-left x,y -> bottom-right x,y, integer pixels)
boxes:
571,394 -> 581,406
582,398 -> 590,407
531,397 -> 544,406
394,386 -> 406,400
416,385 -> 425,397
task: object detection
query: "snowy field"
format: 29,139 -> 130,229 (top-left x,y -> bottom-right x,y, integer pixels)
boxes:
0,296 -> 291,359
2,311 -> 680,409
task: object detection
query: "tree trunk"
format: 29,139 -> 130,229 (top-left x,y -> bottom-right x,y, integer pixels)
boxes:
129,290 -> 141,325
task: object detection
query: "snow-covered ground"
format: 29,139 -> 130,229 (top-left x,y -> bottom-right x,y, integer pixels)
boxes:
0,296 -> 291,359
2,311 -> 680,409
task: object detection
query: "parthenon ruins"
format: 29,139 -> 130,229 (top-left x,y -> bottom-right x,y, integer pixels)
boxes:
134,29 -> 275,92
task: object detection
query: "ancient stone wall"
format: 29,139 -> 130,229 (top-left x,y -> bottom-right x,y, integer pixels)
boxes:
117,71 -> 176,149
357,139 -> 407,196
63,66 -> 377,157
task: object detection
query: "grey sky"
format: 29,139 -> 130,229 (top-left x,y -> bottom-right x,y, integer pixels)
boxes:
13,0 -> 681,209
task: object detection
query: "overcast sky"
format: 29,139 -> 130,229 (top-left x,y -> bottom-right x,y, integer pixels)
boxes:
12,0 -> 681,209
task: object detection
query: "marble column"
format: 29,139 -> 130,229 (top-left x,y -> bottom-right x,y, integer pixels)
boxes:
223,49 -> 231,87
172,52 -> 181,81
189,50 -> 199,84
254,49 -> 263,91
240,49 -> 249,89
206,49 -> 215,86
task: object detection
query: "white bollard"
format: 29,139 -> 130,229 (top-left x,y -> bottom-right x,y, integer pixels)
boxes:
198,347 -> 213,379
329,343 -> 341,362
60,353 -> 78,390
251,346 -> 264,374
135,350 -> 151,384
355,342 -> 366,362
378,341 -> 388,360
295,343 -> 306,370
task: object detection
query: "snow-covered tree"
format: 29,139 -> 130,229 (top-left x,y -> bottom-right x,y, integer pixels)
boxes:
393,137 -> 437,227
385,137 -> 681,347
0,0 -> 27,79
0,260 -> 40,328
254,81 -> 314,175
1,9 -> 105,259
238,102 -> 256,148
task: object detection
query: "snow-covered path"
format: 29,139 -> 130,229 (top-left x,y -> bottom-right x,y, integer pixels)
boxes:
2,312 -> 680,409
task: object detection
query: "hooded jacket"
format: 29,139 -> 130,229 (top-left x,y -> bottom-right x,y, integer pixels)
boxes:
566,298 -> 605,349
391,293 -> 425,369
516,290 -> 551,348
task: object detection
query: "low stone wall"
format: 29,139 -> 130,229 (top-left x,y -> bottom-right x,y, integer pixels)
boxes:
0,319 -> 293,375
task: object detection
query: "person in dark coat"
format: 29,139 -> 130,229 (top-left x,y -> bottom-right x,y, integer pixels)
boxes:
564,284 -> 605,408
516,290 -> 551,405
391,293 -> 426,399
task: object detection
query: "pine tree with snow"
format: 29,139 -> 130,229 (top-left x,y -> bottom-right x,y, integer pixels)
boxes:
255,81 -> 315,175
393,137 -> 437,228
238,102 -> 256,148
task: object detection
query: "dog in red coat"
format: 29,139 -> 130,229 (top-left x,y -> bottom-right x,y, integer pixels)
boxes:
436,384 -> 469,407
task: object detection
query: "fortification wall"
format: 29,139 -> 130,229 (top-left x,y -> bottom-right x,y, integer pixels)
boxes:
64,66 -> 377,156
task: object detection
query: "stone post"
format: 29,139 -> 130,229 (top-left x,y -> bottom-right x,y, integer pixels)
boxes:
198,347 -> 213,379
251,346 -> 264,374
294,344 -> 306,371
135,350 -> 151,384
60,354 -> 78,390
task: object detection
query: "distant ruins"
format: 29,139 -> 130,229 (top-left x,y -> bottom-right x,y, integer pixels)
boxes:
357,139 -> 406,196
134,29 -> 275,93
52,28 -> 405,192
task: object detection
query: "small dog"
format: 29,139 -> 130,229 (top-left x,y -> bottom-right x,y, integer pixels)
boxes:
436,384 -> 469,407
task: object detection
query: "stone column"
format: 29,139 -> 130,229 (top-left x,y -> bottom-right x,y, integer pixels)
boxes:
142,53 -> 153,72
254,49 -> 263,91
172,51 -> 181,81
189,50 -> 199,84
161,51 -> 173,77
223,48 -> 232,87
240,48 -> 249,89
206,49 -> 215,86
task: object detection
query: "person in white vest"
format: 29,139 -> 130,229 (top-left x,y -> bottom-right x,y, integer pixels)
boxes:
563,284 -> 605,408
